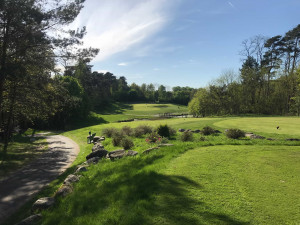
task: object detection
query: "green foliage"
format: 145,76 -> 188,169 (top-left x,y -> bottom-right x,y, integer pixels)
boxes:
133,125 -> 153,137
201,126 -> 215,136
121,136 -> 134,150
156,124 -> 170,138
121,126 -> 133,136
145,132 -> 161,144
102,127 -> 119,138
180,131 -> 194,142
225,128 -> 245,139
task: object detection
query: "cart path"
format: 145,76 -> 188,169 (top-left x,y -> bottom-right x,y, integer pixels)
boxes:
0,134 -> 80,224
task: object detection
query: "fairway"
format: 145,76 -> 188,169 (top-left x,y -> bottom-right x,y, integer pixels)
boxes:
214,117 -> 300,137
162,145 -> 300,225
123,103 -> 188,116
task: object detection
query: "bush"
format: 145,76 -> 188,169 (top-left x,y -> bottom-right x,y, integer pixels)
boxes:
156,124 -> 170,138
121,126 -> 133,136
134,125 -> 153,137
180,131 -> 194,142
111,131 -> 124,146
199,136 -> 206,141
201,126 -> 215,135
121,136 -> 134,150
102,127 -> 118,138
169,127 -> 177,136
146,132 -> 161,144
225,129 -> 245,139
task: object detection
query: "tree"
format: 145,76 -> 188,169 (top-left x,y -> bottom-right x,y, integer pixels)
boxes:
0,0 -> 98,152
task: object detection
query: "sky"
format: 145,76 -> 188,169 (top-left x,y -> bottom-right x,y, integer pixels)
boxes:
70,0 -> 300,89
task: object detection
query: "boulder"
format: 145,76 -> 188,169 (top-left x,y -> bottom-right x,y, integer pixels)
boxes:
108,149 -> 126,160
76,166 -> 88,173
64,174 -> 80,185
194,129 -> 201,133
158,143 -> 174,147
86,149 -> 108,160
55,184 -> 73,197
142,147 -> 159,154
178,128 -> 185,132
125,150 -> 138,156
32,197 -> 55,212
214,130 -> 221,133
16,214 -> 42,225
92,143 -> 105,152
86,156 -> 100,164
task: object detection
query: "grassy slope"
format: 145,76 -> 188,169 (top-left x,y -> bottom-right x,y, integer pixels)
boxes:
3,104 -> 300,225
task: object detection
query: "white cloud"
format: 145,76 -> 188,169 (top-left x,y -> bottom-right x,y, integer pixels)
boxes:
118,62 -> 128,66
71,0 -> 177,62
228,1 -> 235,8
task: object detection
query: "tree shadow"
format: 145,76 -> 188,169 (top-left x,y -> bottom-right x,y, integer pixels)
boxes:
95,102 -> 133,115
43,154 -> 250,225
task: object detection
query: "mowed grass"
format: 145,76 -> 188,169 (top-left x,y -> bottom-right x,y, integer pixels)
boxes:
162,145 -> 300,224
214,117 -> 300,137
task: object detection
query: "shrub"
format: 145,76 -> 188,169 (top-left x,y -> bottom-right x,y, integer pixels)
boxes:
121,126 -> 133,136
102,127 -> 118,138
134,125 -> 153,137
145,132 -> 161,144
157,124 -> 170,138
199,136 -> 206,141
121,136 -> 134,150
158,137 -> 169,144
201,126 -> 215,136
180,131 -> 194,142
156,124 -> 177,138
225,129 -> 245,139
111,131 -> 124,146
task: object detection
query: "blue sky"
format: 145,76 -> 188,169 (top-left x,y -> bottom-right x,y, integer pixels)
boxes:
71,0 -> 300,89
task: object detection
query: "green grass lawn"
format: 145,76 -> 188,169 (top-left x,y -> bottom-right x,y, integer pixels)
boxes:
3,105 -> 300,225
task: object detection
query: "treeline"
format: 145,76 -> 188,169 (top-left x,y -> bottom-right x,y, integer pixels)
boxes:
64,60 -> 196,108
189,24 -> 300,117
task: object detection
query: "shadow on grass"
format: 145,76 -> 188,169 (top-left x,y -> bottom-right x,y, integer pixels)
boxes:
95,102 -> 133,115
66,114 -> 109,130
42,154 -> 249,225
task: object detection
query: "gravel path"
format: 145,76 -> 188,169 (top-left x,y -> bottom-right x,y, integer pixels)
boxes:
0,134 -> 80,224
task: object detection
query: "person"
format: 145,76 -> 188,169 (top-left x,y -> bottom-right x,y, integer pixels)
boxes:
87,131 -> 92,144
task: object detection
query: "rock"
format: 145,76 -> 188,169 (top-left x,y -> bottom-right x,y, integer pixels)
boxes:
286,138 -> 300,141
194,129 -> 201,133
108,149 -> 126,160
76,166 -> 88,173
142,147 -> 159,154
245,133 -> 254,138
125,150 -> 138,156
178,128 -> 185,132
251,135 -> 265,139
86,149 -> 108,160
86,157 -> 101,164
16,214 -> 42,225
32,197 -> 55,212
55,184 -> 73,197
93,136 -> 101,142
158,144 -> 174,147
214,130 -> 221,133
64,174 -> 80,185
92,143 -> 105,152
267,138 -> 275,141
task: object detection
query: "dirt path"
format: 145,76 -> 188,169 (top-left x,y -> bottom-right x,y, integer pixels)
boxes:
0,134 -> 80,224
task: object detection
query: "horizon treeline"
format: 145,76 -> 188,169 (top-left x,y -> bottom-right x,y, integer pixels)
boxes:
189,24 -> 300,117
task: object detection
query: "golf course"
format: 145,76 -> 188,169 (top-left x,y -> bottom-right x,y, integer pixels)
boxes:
3,103 -> 299,225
